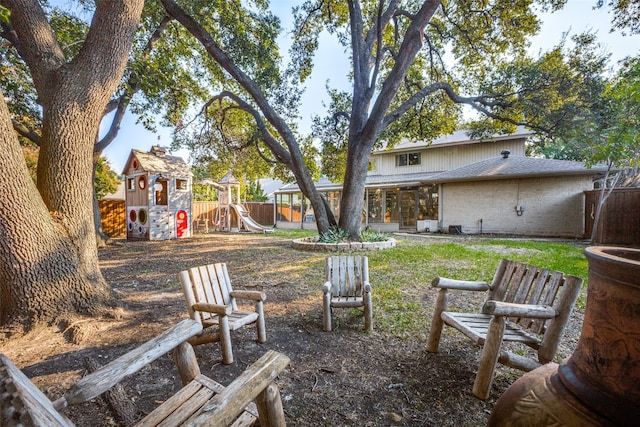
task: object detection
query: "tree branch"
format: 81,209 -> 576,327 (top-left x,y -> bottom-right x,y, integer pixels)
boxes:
383,80 -> 556,135
332,111 -> 350,136
363,0 -> 440,139
211,91 -> 293,166
12,119 -> 41,145
95,15 -> 173,155
1,0 -> 66,93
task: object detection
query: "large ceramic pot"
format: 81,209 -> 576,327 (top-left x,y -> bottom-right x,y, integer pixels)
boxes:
488,246 -> 640,427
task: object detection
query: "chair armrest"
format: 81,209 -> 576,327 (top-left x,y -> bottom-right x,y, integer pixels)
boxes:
483,300 -> 557,319
363,281 -> 372,293
55,319 -> 202,409
187,350 -> 290,426
192,303 -> 233,316
230,290 -> 266,301
322,281 -> 332,294
432,277 -> 490,291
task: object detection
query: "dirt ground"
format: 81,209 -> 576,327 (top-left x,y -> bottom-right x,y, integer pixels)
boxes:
0,233 -> 585,426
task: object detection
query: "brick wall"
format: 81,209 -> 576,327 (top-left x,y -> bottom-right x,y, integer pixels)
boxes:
441,176 -> 590,237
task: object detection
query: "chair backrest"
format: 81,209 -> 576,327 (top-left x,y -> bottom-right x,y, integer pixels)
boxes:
486,259 -> 582,338
180,263 -> 236,323
325,256 -> 369,298
1,354 -> 75,427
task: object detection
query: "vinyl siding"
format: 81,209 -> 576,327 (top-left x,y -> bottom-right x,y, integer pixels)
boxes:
371,140 -> 525,176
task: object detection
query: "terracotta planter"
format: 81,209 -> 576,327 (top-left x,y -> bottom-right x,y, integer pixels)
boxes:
488,246 -> 640,427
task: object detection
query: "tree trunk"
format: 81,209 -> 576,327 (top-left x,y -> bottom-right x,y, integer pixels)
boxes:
0,92 -> 111,334
93,164 -> 110,248
339,138 -> 373,240
0,0 -> 144,334
589,165 -> 620,244
93,145 -> 110,248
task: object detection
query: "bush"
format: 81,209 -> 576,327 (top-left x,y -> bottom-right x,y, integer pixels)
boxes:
360,229 -> 388,242
318,227 -> 351,243
318,227 -> 389,243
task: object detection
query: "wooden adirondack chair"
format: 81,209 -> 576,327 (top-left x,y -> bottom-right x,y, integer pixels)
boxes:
179,263 -> 267,364
322,255 -> 373,332
0,319 -> 290,427
426,259 -> 583,400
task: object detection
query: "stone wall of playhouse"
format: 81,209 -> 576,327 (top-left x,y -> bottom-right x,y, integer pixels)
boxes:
291,237 -> 396,252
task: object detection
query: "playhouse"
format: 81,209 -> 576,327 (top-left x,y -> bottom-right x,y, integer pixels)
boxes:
123,146 -> 192,240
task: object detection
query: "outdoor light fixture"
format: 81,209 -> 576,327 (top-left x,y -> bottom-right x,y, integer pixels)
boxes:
515,205 -> 526,216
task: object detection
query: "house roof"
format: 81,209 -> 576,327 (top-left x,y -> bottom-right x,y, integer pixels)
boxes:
374,126 -> 534,154
101,181 -> 125,200
276,172 -> 443,193
428,155 -> 610,183
278,176 -> 341,193
364,172 -> 442,188
123,146 -> 191,177
274,155 -> 610,194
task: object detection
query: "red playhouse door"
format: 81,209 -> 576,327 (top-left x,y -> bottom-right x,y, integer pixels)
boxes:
176,210 -> 189,238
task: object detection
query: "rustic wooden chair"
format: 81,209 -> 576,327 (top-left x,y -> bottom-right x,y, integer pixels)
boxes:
0,319 -> 290,426
179,263 -> 267,364
322,255 -> 373,332
426,259 -> 583,400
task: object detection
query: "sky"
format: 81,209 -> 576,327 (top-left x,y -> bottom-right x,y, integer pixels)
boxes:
100,0 -> 639,173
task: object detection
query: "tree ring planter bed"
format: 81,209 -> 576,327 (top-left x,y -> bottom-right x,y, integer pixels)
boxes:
292,237 -> 396,252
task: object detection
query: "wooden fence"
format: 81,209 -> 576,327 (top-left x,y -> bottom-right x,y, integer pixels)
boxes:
191,201 -> 275,229
99,200 -> 126,238
585,188 -> 640,246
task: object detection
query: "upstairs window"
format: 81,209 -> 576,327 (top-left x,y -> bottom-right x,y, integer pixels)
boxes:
396,152 -> 421,166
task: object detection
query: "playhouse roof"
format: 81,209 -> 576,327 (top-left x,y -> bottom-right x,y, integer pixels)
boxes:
219,171 -> 240,185
123,146 -> 191,177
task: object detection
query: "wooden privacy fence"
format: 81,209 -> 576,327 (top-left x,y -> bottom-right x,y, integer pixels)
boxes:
192,202 -> 275,228
585,188 -> 640,246
98,201 -> 274,238
99,200 -> 126,238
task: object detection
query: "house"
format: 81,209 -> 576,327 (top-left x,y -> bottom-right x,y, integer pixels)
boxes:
274,129 -> 608,238
122,146 -> 192,240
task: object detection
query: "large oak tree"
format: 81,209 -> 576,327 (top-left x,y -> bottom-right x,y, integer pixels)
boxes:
4,2 -> 209,246
162,0 -> 597,240
0,0 -> 144,334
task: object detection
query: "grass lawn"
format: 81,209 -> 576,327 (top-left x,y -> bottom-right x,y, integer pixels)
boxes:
272,229 -> 590,337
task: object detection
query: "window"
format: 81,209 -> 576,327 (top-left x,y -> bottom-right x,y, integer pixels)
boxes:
418,185 -> 438,219
385,191 -> 398,223
367,189 -> 383,222
155,180 -> 168,205
127,177 -> 135,191
176,178 -> 188,191
277,194 -> 292,222
395,152 -> 421,167
292,193 -> 302,222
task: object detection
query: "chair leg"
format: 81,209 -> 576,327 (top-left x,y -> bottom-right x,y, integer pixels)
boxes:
364,292 -> 373,332
173,341 -> 200,385
322,294 -> 332,332
473,315 -> 505,400
256,301 -> 267,343
255,382 -> 286,427
426,288 -> 448,353
219,315 -> 233,364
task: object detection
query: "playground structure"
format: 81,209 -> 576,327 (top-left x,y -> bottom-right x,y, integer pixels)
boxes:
202,171 -> 273,233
